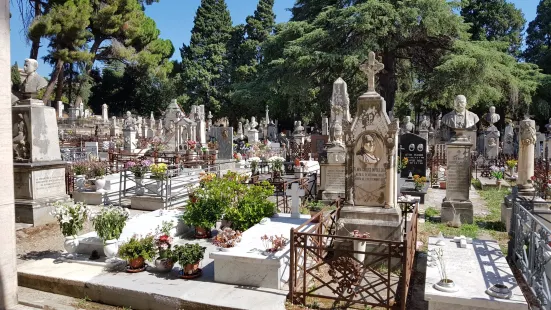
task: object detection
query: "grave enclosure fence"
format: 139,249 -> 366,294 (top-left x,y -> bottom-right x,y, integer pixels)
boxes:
508,197 -> 551,310
288,201 -> 418,309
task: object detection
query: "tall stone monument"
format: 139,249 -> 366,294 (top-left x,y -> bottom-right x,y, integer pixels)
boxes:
484,125 -> 500,159
440,95 -> 479,224
503,121 -> 515,155
57,101 -> 64,118
319,78 -> 350,201
102,104 -> 108,122
247,116 -> 259,143
163,99 -> 185,152
13,58 -> 69,225
339,51 -> 401,243
123,111 -> 137,152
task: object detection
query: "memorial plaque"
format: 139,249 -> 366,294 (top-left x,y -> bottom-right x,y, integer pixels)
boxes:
325,166 -> 345,192
310,135 -> 329,159
353,132 -> 387,206
85,142 -> 99,157
32,168 -> 66,199
399,133 -> 427,178
446,145 -> 471,201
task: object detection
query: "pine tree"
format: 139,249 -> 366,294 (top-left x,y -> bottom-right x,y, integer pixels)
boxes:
180,0 -> 232,114
525,0 -> 551,74
11,62 -> 21,92
460,0 -> 525,56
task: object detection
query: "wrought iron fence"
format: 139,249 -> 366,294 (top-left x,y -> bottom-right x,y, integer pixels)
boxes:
288,201 -> 418,309
508,199 -> 551,309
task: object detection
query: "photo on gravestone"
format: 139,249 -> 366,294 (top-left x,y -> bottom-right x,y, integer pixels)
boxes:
399,133 -> 427,178
353,132 -> 386,206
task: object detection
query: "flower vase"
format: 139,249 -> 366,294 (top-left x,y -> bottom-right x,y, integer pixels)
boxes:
353,239 -> 366,265
103,239 -> 119,259
135,178 -> 145,196
75,175 -> 86,192
496,179 -> 502,190
95,178 -> 106,192
64,236 -> 79,255
154,258 -> 174,273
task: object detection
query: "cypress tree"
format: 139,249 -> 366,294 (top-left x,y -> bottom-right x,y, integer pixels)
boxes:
180,0 -> 232,114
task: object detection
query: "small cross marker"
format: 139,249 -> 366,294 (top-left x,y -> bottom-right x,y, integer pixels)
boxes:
286,183 -> 305,218
453,235 -> 472,248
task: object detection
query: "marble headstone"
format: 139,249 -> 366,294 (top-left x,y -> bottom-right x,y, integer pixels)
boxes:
484,125 -> 499,159
209,127 -> 234,160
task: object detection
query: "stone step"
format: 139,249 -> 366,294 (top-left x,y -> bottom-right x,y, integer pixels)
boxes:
339,206 -> 401,222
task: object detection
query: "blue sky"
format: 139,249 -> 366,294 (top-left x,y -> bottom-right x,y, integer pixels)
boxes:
9,0 -> 539,77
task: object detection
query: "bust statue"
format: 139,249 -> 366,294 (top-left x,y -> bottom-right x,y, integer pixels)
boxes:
124,111 -> 136,130
250,117 -> 258,130
419,115 -> 431,131
484,106 -> 500,125
20,59 -> 48,99
244,119 -> 251,131
401,116 -> 414,134
294,121 -> 305,135
333,122 -> 344,146
441,95 -> 479,129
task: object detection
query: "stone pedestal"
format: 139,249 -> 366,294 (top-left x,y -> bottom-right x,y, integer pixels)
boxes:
197,120 -> 206,144
12,103 -> 70,225
319,144 -> 346,200
123,129 -> 137,152
419,129 -> 429,147
441,132 -> 473,224
247,129 -> 259,143
14,162 -> 70,225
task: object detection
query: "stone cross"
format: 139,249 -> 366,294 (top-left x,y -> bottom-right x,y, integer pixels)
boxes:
286,183 -> 305,218
453,235 -> 472,248
359,51 -> 384,93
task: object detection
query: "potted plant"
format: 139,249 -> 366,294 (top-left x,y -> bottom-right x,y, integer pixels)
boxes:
50,201 -> 90,255
118,235 -> 156,272
89,161 -> 109,192
72,162 -> 89,192
268,156 -> 285,181
506,159 -> 517,176
173,243 -> 206,278
150,163 -> 168,194
490,166 -> 505,189
308,201 -> 325,223
413,175 -> 427,191
125,159 -> 152,195
92,205 -> 129,259
153,221 -> 177,272
181,178 -> 226,238
260,234 -> 289,255
212,228 -> 242,252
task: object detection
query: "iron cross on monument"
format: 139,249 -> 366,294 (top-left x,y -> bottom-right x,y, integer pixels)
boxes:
359,51 -> 384,93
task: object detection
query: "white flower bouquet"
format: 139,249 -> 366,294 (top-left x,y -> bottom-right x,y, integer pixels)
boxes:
50,201 -> 90,238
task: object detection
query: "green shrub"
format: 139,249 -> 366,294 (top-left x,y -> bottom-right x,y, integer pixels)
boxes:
224,181 -> 276,231
118,235 -> 156,261
308,200 -> 325,212
424,207 -> 440,218
92,205 -> 129,242
173,243 -> 205,266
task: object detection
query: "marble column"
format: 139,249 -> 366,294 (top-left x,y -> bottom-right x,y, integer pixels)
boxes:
0,0 -> 18,307
518,118 -> 536,195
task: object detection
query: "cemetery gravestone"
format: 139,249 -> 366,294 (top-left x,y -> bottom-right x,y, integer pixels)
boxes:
339,51 -> 401,243
484,125 -> 499,159
84,142 -> 99,158
399,133 -> 427,178
209,127 -> 234,161
503,122 -> 514,155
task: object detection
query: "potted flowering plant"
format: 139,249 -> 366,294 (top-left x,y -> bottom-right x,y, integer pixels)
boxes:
490,166 -> 505,189
72,162 -> 90,191
268,156 -> 285,181
88,161 -> 109,192
249,157 -> 260,180
150,163 -> 168,194
173,243 -> 206,278
186,140 -> 197,151
125,159 -> 152,195
50,201 -> 90,255
506,159 -> 518,178
92,205 -> 129,259
153,221 -> 177,272
260,234 -> 289,255
413,175 -> 427,191
212,228 -> 242,251
118,235 -> 156,272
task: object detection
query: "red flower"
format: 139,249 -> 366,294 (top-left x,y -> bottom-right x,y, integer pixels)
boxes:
159,234 -> 169,242
531,176 -> 536,181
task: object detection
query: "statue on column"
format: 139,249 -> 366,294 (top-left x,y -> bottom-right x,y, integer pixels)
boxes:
419,115 -> 431,131
124,111 -> 136,130
441,95 -> 479,130
401,116 -> 414,134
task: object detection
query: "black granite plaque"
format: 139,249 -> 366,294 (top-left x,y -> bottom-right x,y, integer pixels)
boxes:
399,133 -> 427,178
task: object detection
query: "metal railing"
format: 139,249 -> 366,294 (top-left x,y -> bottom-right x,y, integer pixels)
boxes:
288,200 -> 418,309
508,198 -> 551,309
